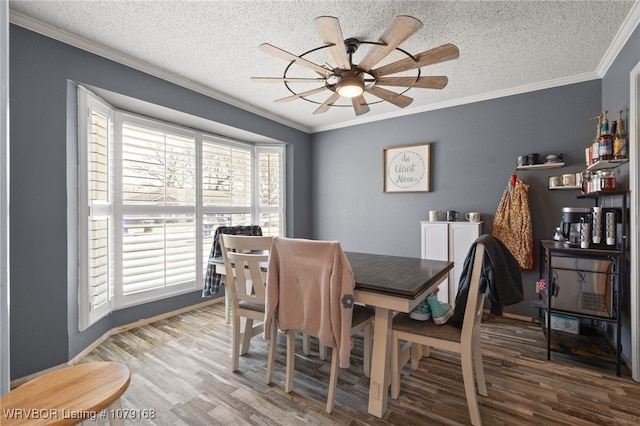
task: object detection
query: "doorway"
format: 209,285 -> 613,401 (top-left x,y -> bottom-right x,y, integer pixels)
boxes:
631,61 -> 639,382
0,0 -> 10,395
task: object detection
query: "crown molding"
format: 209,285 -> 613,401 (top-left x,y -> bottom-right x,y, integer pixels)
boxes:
8,10 -> 312,134
313,2 -> 640,134
596,0 -> 640,77
311,72 -> 601,133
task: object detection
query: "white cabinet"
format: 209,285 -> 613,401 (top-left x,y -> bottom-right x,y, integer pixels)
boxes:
420,221 -> 482,307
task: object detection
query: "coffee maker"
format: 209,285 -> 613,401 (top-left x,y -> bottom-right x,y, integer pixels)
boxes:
560,207 -> 591,247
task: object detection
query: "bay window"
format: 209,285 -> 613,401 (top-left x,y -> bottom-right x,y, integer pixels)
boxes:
77,87 -> 285,330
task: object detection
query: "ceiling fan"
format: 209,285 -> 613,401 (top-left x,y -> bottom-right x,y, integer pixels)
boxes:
251,15 -> 459,116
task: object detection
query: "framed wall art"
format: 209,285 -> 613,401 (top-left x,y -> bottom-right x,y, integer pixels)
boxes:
383,142 -> 431,193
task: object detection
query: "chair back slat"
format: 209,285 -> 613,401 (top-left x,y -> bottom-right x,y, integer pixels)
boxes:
220,235 -> 272,307
228,251 -> 269,303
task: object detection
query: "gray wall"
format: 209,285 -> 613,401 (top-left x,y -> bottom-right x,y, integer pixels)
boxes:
311,24 -> 639,363
9,21 -> 639,379
9,25 -> 312,379
311,81 -> 601,318
601,23 -> 640,365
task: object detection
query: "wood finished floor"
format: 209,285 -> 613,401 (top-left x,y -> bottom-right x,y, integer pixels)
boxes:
80,302 -> 640,425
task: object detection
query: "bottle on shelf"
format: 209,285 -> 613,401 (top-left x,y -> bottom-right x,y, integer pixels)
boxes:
611,120 -> 617,138
598,110 -> 613,161
600,110 -> 609,134
590,114 -> 601,164
581,170 -> 592,194
592,171 -> 601,193
613,110 -> 628,160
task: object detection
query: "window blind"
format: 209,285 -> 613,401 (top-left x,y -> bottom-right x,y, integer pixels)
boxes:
257,147 -> 283,236
202,141 -> 252,208
120,119 -> 196,297
81,96 -> 114,328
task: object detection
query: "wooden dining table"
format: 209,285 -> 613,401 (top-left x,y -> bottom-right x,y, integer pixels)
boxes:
345,252 -> 453,418
210,251 -> 453,418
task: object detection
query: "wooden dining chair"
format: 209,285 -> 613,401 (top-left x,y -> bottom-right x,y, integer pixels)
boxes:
390,243 -> 487,426
264,237 -> 375,414
203,224 -> 263,324
220,234 -> 276,383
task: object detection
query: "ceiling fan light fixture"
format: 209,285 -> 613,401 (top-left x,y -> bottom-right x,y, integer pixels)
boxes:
255,16 -> 459,116
336,74 -> 364,98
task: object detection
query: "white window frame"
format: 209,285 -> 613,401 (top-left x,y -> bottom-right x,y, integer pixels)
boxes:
114,113 -> 200,309
254,144 -> 286,235
78,88 -> 115,330
201,134 -> 254,220
77,87 -> 286,330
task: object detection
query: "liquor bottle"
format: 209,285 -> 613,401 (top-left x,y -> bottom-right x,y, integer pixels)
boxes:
591,115 -> 601,163
613,110 -> 628,160
598,111 -> 613,161
600,110 -> 609,134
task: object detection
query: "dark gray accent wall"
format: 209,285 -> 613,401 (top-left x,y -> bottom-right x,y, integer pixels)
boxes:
9,25 -> 312,379
601,23 -> 640,365
311,81 -> 602,318
601,23 -> 639,188
602,24 -> 640,119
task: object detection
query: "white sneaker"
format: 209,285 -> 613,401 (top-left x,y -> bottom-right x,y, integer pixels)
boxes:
409,299 -> 432,321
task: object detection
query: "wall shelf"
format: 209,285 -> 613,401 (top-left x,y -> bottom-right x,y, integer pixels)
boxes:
516,162 -> 564,170
549,185 -> 581,190
578,190 -> 627,199
587,158 -> 628,171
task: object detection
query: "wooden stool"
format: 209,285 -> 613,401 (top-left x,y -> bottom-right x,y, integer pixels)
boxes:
0,362 -> 131,425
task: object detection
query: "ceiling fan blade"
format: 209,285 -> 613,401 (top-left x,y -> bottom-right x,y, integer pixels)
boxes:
274,86 -> 327,103
314,92 -> 341,114
358,16 -> 423,71
315,16 -> 350,70
375,76 -> 448,89
259,43 -> 332,76
352,95 -> 371,116
371,43 -> 460,77
365,86 -> 413,108
251,77 -> 326,83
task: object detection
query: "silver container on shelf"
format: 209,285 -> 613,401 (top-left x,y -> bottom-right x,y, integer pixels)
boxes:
581,170 -> 592,193
591,172 -> 601,193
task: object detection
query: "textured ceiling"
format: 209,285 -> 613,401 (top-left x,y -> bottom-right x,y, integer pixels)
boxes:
8,1 -> 640,133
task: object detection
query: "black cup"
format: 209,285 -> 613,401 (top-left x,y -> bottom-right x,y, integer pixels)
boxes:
446,210 -> 460,221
